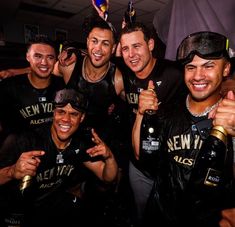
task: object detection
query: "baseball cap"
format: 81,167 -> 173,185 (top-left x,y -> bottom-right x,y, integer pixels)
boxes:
53,88 -> 88,113
177,31 -> 230,65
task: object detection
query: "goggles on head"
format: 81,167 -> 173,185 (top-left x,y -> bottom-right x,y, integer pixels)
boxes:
177,31 -> 229,65
53,88 -> 88,113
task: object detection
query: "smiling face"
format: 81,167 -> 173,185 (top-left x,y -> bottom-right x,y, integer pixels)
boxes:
86,27 -> 115,68
51,103 -> 85,146
26,43 -> 56,79
184,55 -> 231,102
120,30 -> 154,78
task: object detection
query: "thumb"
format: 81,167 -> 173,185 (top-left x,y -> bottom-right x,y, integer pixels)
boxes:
226,90 -> 235,100
147,80 -> 155,91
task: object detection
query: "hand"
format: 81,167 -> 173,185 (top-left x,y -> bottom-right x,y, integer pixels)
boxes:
13,150 -> 45,180
0,69 -> 15,79
86,129 -> 113,160
91,0 -> 109,20
58,48 -> 77,67
107,103 -> 115,115
219,208 -> 235,227
210,91 -> 235,136
138,80 -> 159,115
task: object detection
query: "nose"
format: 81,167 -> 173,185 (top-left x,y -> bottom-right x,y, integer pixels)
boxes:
129,47 -> 135,58
194,67 -> 205,80
95,42 -> 102,52
61,112 -> 71,122
40,57 -> 48,65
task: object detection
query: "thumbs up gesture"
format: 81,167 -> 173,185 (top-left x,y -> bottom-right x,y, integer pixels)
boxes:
211,91 -> 235,136
138,80 -> 159,115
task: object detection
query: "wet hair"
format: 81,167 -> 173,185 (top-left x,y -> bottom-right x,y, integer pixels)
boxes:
26,34 -> 57,52
119,21 -> 154,43
82,14 -> 117,43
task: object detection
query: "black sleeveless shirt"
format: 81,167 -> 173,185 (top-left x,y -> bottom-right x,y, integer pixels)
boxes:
66,56 -> 119,135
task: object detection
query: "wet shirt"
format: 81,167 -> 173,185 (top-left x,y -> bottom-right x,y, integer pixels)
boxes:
66,56 -> 118,132
140,102 -> 234,226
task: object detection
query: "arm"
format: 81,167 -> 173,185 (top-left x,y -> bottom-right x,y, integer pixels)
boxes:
132,112 -> 144,159
132,80 -> 159,159
84,129 -> 118,182
0,66 -> 31,79
114,67 -> 125,100
55,47 -> 77,84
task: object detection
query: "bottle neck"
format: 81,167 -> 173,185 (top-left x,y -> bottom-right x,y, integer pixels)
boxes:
210,126 -> 227,144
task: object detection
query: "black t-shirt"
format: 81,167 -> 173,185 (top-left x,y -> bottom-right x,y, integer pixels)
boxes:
0,123 -> 96,225
0,74 -> 65,134
115,57 -> 187,164
141,101 -> 234,226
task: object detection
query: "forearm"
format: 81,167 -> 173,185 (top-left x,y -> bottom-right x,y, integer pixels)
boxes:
0,165 -> 15,185
132,112 -> 143,160
102,154 -> 118,182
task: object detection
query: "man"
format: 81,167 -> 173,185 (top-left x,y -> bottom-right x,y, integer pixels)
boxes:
0,88 -> 118,227
57,17 -> 125,139
132,31 -> 234,226
117,22 -> 186,225
0,35 -> 65,136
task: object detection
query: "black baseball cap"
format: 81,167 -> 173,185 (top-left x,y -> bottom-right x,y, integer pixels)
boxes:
177,31 -> 230,65
53,88 -> 88,113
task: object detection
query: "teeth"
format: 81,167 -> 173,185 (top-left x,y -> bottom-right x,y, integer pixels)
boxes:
39,67 -> 48,71
94,53 -> 102,57
193,84 -> 207,88
130,59 -> 138,63
59,124 -> 71,132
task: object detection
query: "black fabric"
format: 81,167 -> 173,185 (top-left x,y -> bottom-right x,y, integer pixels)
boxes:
0,124 -> 96,226
0,74 -> 65,134
116,57 -> 187,166
66,56 -> 118,132
140,102 -> 234,227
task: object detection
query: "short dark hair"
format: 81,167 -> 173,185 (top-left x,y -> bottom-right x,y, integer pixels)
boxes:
82,15 -> 117,43
26,34 -> 57,52
119,22 -> 154,43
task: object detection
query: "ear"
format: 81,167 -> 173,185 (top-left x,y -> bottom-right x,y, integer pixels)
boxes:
26,52 -> 30,63
223,61 -> 231,78
80,113 -> 86,123
112,44 -> 117,54
148,38 -> 155,52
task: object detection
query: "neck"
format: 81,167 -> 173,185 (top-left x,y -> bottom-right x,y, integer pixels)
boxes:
51,127 -> 72,150
28,72 -> 50,89
136,57 -> 156,79
83,57 -> 110,82
186,94 -> 222,117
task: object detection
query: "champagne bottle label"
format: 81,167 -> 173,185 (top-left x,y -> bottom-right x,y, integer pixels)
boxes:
141,127 -> 159,154
204,168 -> 221,187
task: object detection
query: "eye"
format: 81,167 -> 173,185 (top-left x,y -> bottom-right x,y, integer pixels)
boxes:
121,47 -> 128,52
34,54 -> 42,59
48,55 -> 55,60
103,42 -> 110,47
70,112 -> 80,117
55,109 -> 65,115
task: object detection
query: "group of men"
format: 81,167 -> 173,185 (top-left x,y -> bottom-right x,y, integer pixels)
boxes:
0,2 -> 234,227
